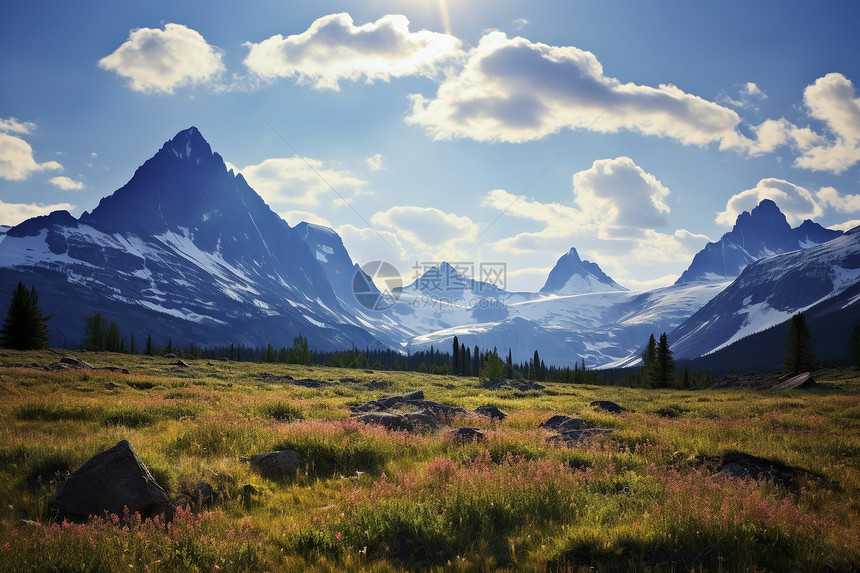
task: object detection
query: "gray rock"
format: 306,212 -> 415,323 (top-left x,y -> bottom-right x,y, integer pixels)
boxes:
590,400 -> 625,413
771,372 -> 815,391
539,415 -> 584,432
50,440 -> 174,521
474,405 -> 507,420
249,450 -> 301,482
448,427 -> 485,443
194,480 -> 223,508
354,411 -> 440,432
59,357 -> 93,369
547,428 -> 613,445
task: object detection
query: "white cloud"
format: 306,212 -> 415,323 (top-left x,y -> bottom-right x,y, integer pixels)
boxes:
98,23 -> 224,94
236,156 -> 370,208
366,153 -> 385,171
718,82 -> 768,109
832,219 -> 860,232
742,82 -> 767,100
0,200 -> 75,227
715,178 -> 823,226
370,205 -> 478,261
407,31 -> 742,145
279,210 -> 332,227
48,175 -> 84,190
0,117 -> 35,135
511,18 -> 530,31
336,223 -> 409,267
573,157 -> 670,229
0,132 -> 63,181
790,73 -> 860,173
243,13 -> 462,90
817,186 -> 860,214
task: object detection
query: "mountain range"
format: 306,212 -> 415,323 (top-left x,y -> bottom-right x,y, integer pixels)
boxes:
1,127 -> 857,371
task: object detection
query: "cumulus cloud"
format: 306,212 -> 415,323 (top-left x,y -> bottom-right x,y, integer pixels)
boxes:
244,13 -> 462,90
817,186 -> 860,214
715,178 -> 823,226
366,153 -> 385,171
48,175 -> 84,190
98,23 -> 225,94
572,157 -> 670,229
790,73 -> 860,173
337,223 -> 410,267
0,200 -> 75,227
0,132 -> 62,181
236,156 -> 370,208
407,31 -> 742,145
370,205 -> 478,261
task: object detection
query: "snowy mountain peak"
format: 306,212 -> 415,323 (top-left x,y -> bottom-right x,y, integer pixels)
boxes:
540,247 -> 626,294
162,126 -> 212,161
398,261 -> 502,295
675,199 -> 842,284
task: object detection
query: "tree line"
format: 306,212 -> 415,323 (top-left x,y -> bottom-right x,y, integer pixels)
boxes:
2,282 -> 858,384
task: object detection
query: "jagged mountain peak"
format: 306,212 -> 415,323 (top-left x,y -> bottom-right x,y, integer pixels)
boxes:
675,199 -> 842,284
540,247 -> 626,294
159,126 -> 213,163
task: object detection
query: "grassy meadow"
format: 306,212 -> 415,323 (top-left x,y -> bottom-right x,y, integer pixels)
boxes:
0,349 -> 858,572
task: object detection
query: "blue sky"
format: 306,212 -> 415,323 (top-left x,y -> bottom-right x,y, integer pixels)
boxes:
2,0 -> 860,291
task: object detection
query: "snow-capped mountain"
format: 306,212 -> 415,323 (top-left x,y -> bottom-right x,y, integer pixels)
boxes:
540,247 -> 627,294
675,199 -> 841,284
670,225 -> 860,359
0,127 -> 379,350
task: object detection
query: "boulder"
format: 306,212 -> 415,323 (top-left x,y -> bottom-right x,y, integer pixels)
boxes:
539,415 -> 584,432
354,411 -> 440,432
486,379 -> 545,392
548,428 -> 612,446
590,400 -> 625,413
249,450 -> 301,482
718,452 -> 818,488
474,405 -> 507,420
58,357 -> 93,369
194,480 -> 223,508
448,427 -> 485,443
163,353 -> 177,359
50,440 -> 173,521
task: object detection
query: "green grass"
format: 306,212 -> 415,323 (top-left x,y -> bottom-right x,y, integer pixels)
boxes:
0,350 -> 858,571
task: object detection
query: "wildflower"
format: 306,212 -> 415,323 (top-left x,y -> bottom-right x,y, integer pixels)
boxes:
336,532 -> 342,541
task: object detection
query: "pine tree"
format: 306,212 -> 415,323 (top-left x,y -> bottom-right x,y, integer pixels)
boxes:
146,334 -> 153,356
641,334 -> 657,386
464,347 -> 471,378
84,312 -> 108,351
654,332 -> 675,387
267,343 -> 276,363
288,334 -> 311,365
106,320 -> 122,353
0,282 -> 51,350
452,336 -> 459,376
505,349 -> 513,379
460,343 -> 466,376
129,331 -> 137,354
783,313 -> 816,374
533,350 -> 541,381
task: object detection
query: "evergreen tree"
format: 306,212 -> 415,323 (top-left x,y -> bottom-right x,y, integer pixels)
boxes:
129,331 -> 137,354
851,324 -> 860,369
0,282 -> 51,350
654,332 -> 675,387
460,343 -> 466,376
641,334 -> 657,386
146,334 -> 153,356
464,347 -> 471,378
452,336 -> 459,376
105,320 -> 122,353
783,313 -> 816,374
506,349 -> 513,379
267,343 -> 276,363
473,345 -> 480,377
288,334 -> 312,365
479,350 -> 506,383
166,336 -> 174,355
533,350 -> 541,381
84,312 -> 108,351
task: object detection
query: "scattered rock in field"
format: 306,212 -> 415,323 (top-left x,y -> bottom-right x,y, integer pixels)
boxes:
485,379 -> 545,392
102,366 -> 130,374
474,405 -> 507,420
366,380 -> 390,390
194,480 -> 223,509
448,427 -> 485,443
771,372 -> 816,391
590,400 -> 625,413
539,415 -> 585,432
291,378 -> 328,388
339,377 -> 361,383
354,411 -> 440,432
58,356 -> 93,369
547,428 -> 613,446
163,353 -> 177,359
248,450 -> 301,482
712,372 -> 784,390
175,360 -> 189,368
718,452 -> 819,488
50,440 -> 174,521
104,381 -> 120,390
